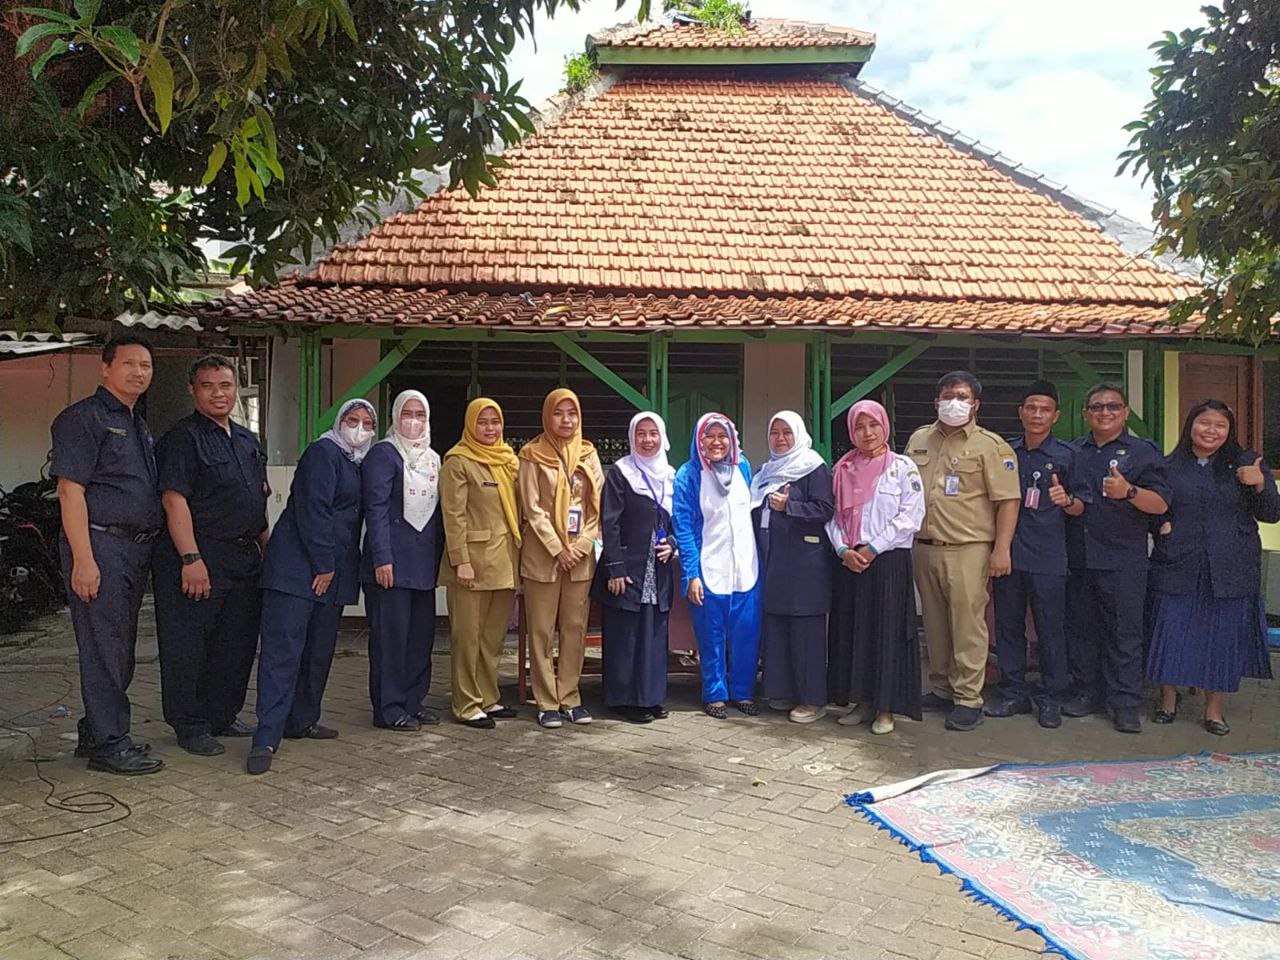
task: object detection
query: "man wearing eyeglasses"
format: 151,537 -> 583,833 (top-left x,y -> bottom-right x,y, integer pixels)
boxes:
1063,383 -> 1170,733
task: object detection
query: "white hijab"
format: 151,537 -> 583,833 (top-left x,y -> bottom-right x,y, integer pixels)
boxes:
378,389 -> 440,531
321,398 -> 378,464
615,411 -> 675,515
749,410 -> 827,508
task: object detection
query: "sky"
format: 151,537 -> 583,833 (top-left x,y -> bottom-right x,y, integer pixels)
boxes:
504,0 -> 1210,225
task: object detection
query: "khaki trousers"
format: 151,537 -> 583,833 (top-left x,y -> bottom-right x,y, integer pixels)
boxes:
912,542 -> 992,709
448,588 -> 516,721
524,576 -> 592,711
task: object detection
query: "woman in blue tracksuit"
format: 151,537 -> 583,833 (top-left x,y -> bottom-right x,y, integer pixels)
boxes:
247,398 -> 376,774
361,389 -> 445,732
673,412 -> 762,719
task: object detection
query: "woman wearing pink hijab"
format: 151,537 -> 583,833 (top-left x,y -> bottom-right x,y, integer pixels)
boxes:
825,400 -> 926,734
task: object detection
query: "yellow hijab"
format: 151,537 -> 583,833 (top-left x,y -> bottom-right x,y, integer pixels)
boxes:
444,398 -> 521,545
518,388 -> 601,545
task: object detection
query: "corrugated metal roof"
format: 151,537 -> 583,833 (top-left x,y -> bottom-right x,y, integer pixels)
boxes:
0,331 -> 96,358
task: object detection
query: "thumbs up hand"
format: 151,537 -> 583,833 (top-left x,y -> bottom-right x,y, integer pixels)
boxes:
769,483 -> 791,512
1047,472 -> 1072,507
1237,455 -> 1266,491
1102,464 -> 1131,500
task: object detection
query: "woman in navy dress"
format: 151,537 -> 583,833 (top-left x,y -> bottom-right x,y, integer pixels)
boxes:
593,412 -> 677,723
1147,399 -> 1280,735
749,411 -> 834,724
361,390 -> 445,732
248,398 -> 376,774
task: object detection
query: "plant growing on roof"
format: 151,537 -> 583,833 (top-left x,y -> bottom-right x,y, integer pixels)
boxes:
665,0 -> 747,35
0,0 -> 651,331
561,51 -> 597,95
1120,0 -> 1280,343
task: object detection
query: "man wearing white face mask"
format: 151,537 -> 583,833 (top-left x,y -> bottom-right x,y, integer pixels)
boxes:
906,371 -> 1021,731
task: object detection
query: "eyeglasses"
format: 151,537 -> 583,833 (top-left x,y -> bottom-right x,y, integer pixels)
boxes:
1086,402 -> 1126,413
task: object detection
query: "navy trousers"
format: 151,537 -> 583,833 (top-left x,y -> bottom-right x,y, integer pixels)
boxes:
154,564 -> 260,739
1066,567 -> 1147,711
601,604 -> 669,708
366,586 -> 436,726
253,589 -> 342,749
992,571 -> 1069,706
60,531 -> 151,758
761,613 -> 827,706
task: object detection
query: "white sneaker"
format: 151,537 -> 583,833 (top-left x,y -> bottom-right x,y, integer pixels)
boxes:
768,698 -> 795,711
871,715 -> 895,735
837,705 -> 869,727
788,705 -> 826,724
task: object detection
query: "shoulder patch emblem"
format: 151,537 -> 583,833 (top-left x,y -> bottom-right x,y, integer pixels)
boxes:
1003,458 -> 1015,470
910,478 -> 922,491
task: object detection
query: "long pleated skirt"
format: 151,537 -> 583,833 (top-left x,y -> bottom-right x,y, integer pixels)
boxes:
601,603 -> 670,708
1146,565 -> 1271,693
827,548 -> 922,720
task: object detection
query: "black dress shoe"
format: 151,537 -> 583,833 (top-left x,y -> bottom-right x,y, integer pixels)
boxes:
414,708 -> 442,726
214,718 -> 255,737
921,692 -> 954,712
618,706 -> 654,724
1037,701 -> 1063,729
484,705 -> 519,720
246,745 -> 274,775
177,734 -> 226,756
944,705 -> 985,731
460,714 -> 497,729
88,747 -> 163,776
75,741 -> 152,759
377,715 -> 420,732
1110,707 -> 1141,734
285,723 -> 339,740
983,697 -> 1032,718
647,704 -> 669,719
1060,693 -> 1103,718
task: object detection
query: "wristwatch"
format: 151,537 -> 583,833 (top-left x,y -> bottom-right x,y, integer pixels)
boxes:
1125,485 -> 1139,501
180,552 -> 202,565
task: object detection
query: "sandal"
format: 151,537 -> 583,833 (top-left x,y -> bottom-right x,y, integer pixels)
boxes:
732,700 -> 759,717
703,702 -> 728,720
1152,708 -> 1176,724
1203,718 -> 1230,736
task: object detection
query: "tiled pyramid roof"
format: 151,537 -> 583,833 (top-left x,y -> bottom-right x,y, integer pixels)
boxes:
589,18 -> 875,50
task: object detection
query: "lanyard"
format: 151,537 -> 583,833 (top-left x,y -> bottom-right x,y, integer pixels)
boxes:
640,472 -> 665,507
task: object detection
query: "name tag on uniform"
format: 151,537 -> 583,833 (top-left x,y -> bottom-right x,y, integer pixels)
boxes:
567,506 -> 583,536
944,474 -> 960,497
481,480 -> 499,487
803,535 -> 821,544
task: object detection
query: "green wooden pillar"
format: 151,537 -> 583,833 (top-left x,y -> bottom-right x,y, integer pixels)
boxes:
298,329 -> 324,449
648,336 -> 669,422
807,337 -> 833,461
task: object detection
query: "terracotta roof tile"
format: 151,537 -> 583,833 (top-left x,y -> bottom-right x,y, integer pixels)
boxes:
304,72 -> 1189,307
590,19 -> 875,50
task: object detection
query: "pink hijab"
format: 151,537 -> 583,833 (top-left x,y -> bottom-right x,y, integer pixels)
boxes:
832,400 -> 893,545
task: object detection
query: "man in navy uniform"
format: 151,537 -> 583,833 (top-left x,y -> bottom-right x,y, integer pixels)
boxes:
51,335 -> 164,775
1063,383 -> 1170,733
153,355 -> 269,756
985,380 -> 1084,729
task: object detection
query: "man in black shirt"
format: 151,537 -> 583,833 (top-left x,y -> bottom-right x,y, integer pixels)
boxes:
51,335 -> 164,775
154,355 -> 269,756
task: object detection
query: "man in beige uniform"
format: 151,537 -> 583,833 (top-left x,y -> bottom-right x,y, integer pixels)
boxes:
907,371 -> 1021,731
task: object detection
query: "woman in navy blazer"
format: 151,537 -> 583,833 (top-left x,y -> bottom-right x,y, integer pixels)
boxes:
1147,399 -> 1280,735
361,390 -> 445,731
248,399 -> 376,774
592,413 -> 677,723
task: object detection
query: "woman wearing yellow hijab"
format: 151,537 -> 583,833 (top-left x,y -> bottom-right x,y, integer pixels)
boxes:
441,399 -> 522,728
518,388 -> 604,728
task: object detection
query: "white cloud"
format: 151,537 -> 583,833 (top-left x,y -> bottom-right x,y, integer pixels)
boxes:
505,0 -> 1212,224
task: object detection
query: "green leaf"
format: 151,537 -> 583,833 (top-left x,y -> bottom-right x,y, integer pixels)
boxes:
145,50 -> 175,133
74,70 -> 117,118
29,38 -> 68,78
73,0 -> 101,23
15,7 -> 77,26
327,0 -> 358,41
200,142 -> 228,185
253,106 -> 278,159
233,150 -> 251,207
97,26 -> 141,65
0,194 -> 34,256
16,21 -> 68,57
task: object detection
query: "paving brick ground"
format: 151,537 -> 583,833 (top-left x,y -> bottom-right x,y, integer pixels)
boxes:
2,604 -> 1278,960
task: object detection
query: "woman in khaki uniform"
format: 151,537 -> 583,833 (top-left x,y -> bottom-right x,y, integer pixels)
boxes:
518,388 -> 603,729
441,398 -> 522,729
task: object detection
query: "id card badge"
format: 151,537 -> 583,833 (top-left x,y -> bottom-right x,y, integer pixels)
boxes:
760,507 -> 771,530
1024,486 -> 1041,509
944,474 -> 960,497
567,506 -> 583,537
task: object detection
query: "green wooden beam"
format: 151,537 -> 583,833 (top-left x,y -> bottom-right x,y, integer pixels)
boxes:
549,334 -> 649,411
594,44 -> 874,67
299,330 -> 323,450
316,338 -> 424,435
831,340 -> 930,415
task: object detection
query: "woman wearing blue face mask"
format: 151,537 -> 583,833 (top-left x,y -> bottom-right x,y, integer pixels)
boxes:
248,399 -> 377,774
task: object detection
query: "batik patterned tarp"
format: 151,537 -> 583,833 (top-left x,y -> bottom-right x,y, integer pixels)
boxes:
847,753 -> 1280,960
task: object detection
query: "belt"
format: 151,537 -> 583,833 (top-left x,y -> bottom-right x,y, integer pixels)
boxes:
914,537 -> 963,547
89,523 -> 160,544
207,533 -> 261,548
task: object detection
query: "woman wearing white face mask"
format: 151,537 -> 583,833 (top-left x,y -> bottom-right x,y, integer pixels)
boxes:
360,391 -> 445,732
248,399 -> 377,774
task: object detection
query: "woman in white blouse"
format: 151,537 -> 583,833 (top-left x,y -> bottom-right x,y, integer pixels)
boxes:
825,400 -> 926,734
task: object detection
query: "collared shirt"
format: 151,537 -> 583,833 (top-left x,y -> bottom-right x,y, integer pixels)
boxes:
1066,430 -> 1171,571
50,386 -> 161,530
156,411 -> 269,579
906,420 -> 1021,544
1008,434 -> 1079,576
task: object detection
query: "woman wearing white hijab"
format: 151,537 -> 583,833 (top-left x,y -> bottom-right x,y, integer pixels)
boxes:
360,390 -> 445,732
592,412 -> 677,723
750,411 -> 834,723
250,398 -> 377,774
